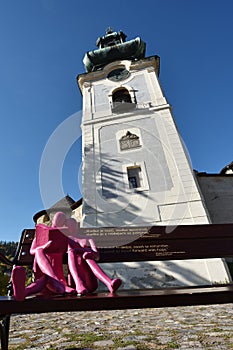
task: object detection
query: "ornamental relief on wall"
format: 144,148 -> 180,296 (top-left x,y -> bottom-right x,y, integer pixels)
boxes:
119,131 -> 141,151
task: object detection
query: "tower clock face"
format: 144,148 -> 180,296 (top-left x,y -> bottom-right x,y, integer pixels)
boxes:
107,68 -> 130,82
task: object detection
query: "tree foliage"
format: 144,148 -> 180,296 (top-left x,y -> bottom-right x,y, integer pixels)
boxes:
0,240 -> 17,258
0,241 -> 18,295
0,241 -> 34,296
0,265 -> 9,295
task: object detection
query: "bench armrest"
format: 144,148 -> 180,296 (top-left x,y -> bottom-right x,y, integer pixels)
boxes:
0,251 -> 14,267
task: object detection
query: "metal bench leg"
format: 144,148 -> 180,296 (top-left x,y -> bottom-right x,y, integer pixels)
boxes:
0,315 -> 10,350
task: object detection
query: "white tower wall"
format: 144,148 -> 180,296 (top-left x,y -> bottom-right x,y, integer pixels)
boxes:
79,58 -> 210,227
78,54 -> 231,288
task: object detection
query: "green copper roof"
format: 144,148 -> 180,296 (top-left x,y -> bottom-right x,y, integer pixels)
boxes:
83,29 -> 146,72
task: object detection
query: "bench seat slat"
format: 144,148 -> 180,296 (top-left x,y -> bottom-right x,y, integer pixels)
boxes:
1,285 -> 233,315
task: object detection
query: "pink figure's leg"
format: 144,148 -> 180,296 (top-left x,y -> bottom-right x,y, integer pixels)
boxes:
50,253 -> 76,294
85,259 -> 122,293
25,275 -> 47,297
34,248 -> 65,294
79,258 -> 98,293
11,266 -> 26,301
45,276 -> 65,294
68,249 -> 89,295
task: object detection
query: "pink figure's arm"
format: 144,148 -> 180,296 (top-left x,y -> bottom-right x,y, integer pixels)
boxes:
67,236 -> 99,261
74,246 -> 92,254
30,239 -> 53,255
83,239 -> 100,261
88,239 -> 97,252
30,238 -> 42,277
67,237 -> 91,254
29,238 -> 37,255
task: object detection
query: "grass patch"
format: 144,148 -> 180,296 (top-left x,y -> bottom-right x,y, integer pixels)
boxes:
67,331 -> 105,346
66,331 -> 153,350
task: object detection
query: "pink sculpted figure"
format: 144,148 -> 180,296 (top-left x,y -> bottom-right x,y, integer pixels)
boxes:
12,212 -> 75,301
66,218 -> 122,295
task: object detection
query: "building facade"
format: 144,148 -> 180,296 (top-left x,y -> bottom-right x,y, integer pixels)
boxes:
78,29 -> 210,228
74,29 -> 231,288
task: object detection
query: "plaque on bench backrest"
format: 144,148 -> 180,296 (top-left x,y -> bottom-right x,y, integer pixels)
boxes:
35,224 -> 68,253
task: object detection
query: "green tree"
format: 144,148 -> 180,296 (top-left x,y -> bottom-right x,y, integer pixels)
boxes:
0,241 -> 17,295
0,265 -> 10,295
0,241 -> 34,295
0,241 -> 17,258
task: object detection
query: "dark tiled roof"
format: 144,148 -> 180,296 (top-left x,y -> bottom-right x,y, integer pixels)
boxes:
33,196 -> 82,223
50,195 -> 75,210
71,198 -> 82,210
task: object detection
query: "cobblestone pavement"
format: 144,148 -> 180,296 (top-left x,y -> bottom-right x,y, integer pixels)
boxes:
8,304 -> 233,350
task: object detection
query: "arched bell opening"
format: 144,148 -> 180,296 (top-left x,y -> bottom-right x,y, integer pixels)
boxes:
111,88 -> 136,113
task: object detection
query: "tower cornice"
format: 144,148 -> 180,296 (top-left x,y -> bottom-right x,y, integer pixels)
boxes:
77,55 -> 160,94
81,103 -> 171,127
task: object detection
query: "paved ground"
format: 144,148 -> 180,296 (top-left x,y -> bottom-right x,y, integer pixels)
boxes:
8,304 -> 233,349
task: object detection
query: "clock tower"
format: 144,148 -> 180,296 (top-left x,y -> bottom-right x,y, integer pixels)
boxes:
77,28 -> 230,288
78,28 -> 210,228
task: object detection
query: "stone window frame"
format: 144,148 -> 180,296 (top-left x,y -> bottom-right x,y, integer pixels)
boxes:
122,161 -> 150,192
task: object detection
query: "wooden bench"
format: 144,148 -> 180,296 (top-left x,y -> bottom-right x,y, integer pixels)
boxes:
1,223 -> 233,350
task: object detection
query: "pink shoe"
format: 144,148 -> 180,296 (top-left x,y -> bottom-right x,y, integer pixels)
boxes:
12,266 -> 26,301
109,278 -> 122,293
77,288 -> 89,296
65,286 -> 76,294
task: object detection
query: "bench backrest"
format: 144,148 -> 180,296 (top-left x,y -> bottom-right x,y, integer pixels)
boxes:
14,223 -> 233,266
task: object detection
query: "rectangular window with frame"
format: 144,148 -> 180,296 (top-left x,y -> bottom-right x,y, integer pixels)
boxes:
127,166 -> 141,189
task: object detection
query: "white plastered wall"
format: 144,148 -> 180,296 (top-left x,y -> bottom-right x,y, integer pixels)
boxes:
79,58 -> 231,286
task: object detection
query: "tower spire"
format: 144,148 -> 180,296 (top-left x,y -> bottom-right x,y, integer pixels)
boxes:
105,26 -> 113,34
83,29 -> 145,72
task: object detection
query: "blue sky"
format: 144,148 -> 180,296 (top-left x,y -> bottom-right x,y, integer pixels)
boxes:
0,0 -> 233,242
